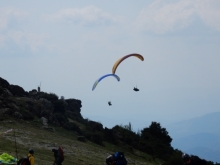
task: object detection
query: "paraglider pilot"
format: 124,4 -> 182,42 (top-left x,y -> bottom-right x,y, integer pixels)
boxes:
133,87 -> 139,92
28,148 -> 35,165
52,146 -> 64,165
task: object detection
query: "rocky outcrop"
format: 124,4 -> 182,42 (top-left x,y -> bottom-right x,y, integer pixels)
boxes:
38,98 -> 54,115
29,89 -> 38,95
65,99 -> 82,113
41,116 -> 48,126
0,77 -> 9,88
3,88 -> 13,96
0,77 -> 83,130
0,77 -> 28,97
8,84 -> 28,97
65,99 -> 83,121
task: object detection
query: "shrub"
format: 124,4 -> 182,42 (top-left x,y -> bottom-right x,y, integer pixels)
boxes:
77,136 -> 86,142
163,152 -> 184,165
91,132 -> 103,146
38,92 -> 59,103
20,109 -> 35,120
54,113 -> 68,126
63,122 -> 82,134
86,120 -> 103,132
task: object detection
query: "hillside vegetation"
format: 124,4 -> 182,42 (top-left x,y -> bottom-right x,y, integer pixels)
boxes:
0,77 -> 218,165
0,116 -> 164,165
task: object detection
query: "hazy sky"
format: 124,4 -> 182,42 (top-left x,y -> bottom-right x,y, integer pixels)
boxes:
1,0 -> 220,131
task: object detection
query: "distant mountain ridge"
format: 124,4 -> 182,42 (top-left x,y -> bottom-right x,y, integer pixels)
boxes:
167,112 -> 220,138
166,111 -> 220,162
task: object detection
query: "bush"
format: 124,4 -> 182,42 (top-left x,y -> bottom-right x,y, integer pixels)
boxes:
65,111 -> 83,122
38,92 -> 59,103
54,113 -> 68,126
77,136 -> 86,142
63,122 -> 82,134
91,132 -> 104,146
83,130 -> 92,140
112,125 -> 140,147
86,120 -> 103,132
104,127 -> 118,144
163,152 -> 184,165
21,109 -> 35,120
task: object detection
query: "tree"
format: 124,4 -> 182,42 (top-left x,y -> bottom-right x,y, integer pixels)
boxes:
140,122 -> 173,160
147,122 -> 172,145
123,122 -> 133,132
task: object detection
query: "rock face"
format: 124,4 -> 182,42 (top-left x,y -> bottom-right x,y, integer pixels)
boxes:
8,84 -> 28,96
0,77 -> 83,130
41,116 -> 48,126
0,78 -> 28,97
65,99 -> 82,113
0,77 -> 9,88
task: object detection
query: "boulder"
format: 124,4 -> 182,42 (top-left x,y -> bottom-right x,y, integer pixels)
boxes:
41,117 -> 48,126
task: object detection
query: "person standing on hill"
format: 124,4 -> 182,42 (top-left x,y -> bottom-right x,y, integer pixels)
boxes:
17,148 -> 34,165
28,148 -> 35,165
105,152 -> 127,165
52,146 -> 64,165
106,154 -> 115,165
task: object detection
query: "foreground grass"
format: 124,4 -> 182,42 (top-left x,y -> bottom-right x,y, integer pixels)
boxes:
0,118 -> 163,165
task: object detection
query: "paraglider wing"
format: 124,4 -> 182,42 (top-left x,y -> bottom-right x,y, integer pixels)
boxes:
92,74 -> 120,91
112,53 -> 144,74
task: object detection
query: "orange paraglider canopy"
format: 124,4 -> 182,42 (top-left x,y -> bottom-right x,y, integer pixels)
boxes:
112,53 -> 144,74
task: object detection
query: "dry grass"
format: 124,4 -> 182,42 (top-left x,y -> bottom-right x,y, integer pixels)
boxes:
0,118 -> 163,165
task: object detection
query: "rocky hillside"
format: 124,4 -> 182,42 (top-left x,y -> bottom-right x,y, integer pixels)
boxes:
0,77 -> 83,128
1,77 -> 217,165
0,77 -> 163,165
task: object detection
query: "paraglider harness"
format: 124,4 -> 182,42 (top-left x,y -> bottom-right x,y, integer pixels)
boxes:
112,152 -> 127,165
17,155 -> 31,165
52,146 -> 64,165
108,101 -> 112,106
133,87 -> 139,91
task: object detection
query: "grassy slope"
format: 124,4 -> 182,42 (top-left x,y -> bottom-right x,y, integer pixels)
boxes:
0,117 -> 163,165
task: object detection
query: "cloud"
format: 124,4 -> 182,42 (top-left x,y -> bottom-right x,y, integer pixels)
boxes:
0,7 -> 49,52
0,6 -> 27,30
135,0 -> 220,33
46,5 -> 123,26
0,28 -> 48,53
195,0 -> 220,31
7,31 -> 49,52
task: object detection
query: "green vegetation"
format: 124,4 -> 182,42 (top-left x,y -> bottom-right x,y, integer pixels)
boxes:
0,117 -> 164,165
0,78 -> 218,165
